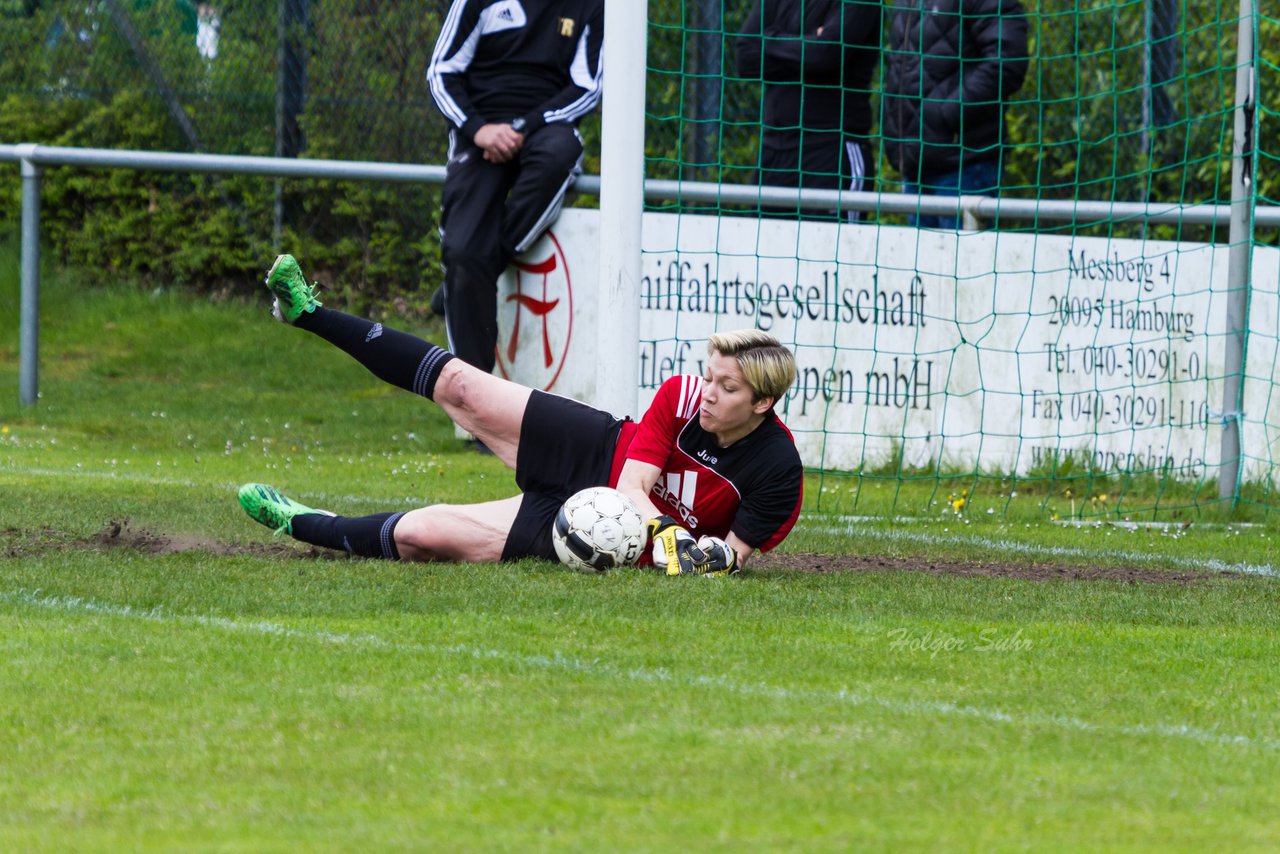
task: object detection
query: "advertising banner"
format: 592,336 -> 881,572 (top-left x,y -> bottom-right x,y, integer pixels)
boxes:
497,209 -> 1280,481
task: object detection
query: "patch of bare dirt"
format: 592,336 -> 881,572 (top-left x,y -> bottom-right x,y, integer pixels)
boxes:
0,522 -> 1245,582
41,520 -> 336,559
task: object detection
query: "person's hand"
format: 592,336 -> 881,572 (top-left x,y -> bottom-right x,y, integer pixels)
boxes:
693,536 -> 739,577
647,515 -> 701,576
473,123 -> 524,163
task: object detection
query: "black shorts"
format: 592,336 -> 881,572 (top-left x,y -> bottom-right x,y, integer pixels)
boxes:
501,390 -> 625,561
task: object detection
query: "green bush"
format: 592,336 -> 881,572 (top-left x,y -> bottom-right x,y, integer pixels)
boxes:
0,1 -> 445,306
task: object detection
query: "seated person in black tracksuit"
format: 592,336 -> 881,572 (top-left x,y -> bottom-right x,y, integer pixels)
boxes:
735,0 -> 881,221
427,0 -> 603,372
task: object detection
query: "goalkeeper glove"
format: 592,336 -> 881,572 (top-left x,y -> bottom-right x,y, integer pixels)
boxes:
693,536 -> 739,577
647,515 -> 701,576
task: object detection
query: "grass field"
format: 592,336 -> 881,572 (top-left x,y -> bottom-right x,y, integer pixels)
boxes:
3,252 -> 1280,850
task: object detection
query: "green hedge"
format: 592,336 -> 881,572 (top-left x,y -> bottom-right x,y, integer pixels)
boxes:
0,1 -> 445,311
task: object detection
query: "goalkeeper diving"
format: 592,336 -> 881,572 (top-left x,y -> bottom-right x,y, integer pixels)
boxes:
238,255 -> 804,576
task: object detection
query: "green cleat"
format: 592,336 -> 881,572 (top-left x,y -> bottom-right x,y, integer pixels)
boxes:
238,483 -> 331,535
264,254 -> 322,324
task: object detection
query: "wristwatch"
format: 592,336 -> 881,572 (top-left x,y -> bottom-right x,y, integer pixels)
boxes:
511,117 -> 527,132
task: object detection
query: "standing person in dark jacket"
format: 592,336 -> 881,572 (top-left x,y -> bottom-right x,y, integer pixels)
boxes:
427,0 -> 603,374
882,0 -> 1028,228
735,0 -> 881,221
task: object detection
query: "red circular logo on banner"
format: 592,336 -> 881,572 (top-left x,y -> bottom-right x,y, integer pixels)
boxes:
495,230 -> 573,391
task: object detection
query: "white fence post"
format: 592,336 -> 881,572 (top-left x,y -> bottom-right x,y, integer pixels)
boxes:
593,0 -> 648,418
19,148 -> 41,407
1219,0 -> 1258,503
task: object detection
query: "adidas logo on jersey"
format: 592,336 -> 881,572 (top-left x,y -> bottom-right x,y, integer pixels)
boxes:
479,1 -> 526,35
652,470 -> 699,528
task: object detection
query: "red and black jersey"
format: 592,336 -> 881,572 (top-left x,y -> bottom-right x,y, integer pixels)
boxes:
608,375 -> 804,552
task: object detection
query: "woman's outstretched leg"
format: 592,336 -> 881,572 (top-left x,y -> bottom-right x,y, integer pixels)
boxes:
238,483 -> 405,559
263,254 -> 532,465
237,483 -> 521,564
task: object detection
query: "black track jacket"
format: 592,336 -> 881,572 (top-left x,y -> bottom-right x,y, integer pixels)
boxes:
428,0 -> 604,144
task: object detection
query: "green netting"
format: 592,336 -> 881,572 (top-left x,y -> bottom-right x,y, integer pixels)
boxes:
643,0 -> 1277,521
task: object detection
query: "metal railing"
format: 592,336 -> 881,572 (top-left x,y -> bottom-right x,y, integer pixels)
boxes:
4,141 -> 1275,408
2,142 -> 1272,501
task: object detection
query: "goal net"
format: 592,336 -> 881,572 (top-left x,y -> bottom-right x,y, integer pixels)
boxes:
636,0 -> 1278,519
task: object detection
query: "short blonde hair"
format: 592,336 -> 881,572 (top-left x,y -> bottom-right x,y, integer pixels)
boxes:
707,329 -> 797,404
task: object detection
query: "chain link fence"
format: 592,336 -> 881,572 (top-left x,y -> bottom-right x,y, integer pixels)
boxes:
0,0 -> 447,159
0,1 -> 457,304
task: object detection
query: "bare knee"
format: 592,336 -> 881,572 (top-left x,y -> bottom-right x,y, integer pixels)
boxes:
394,505 -> 458,562
394,503 -> 512,563
433,360 -> 480,414
433,360 -> 528,454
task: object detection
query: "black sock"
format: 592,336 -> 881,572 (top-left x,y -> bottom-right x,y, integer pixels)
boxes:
291,512 -> 405,560
295,307 -> 455,400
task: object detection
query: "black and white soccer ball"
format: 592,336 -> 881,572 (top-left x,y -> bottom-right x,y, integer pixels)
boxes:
551,487 -> 646,572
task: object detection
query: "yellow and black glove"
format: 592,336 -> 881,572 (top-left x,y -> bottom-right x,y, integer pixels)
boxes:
647,517 -> 741,577
693,536 -> 740,577
647,515 -> 701,576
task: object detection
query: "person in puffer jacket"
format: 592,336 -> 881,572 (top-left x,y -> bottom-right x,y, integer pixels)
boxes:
735,0 -> 881,221
881,0 -> 1028,228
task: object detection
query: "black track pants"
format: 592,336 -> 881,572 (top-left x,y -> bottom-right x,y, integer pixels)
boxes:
439,123 -> 583,373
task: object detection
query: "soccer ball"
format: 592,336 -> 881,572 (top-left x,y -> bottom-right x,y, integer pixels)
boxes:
551,487 -> 646,572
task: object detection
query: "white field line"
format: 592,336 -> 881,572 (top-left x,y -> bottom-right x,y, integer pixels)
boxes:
2,588 -> 1274,753
809,522 -> 1280,578
829,513 -> 1264,531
